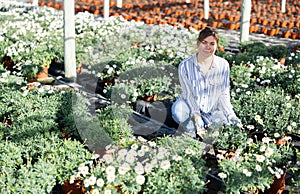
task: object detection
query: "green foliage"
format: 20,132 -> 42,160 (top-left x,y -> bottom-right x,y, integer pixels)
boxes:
268,45 -> 290,60
97,104 -> 134,142
217,136 -> 294,193
0,133 -> 92,193
235,42 -> 269,64
70,135 -> 208,194
218,34 -> 229,48
231,87 -> 300,138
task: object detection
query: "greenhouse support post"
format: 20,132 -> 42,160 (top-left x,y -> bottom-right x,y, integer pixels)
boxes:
63,0 -> 77,80
117,0 -> 122,8
32,0 -> 38,6
104,0 -> 110,19
204,0 -> 209,20
281,0 -> 286,13
240,0 -> 251,43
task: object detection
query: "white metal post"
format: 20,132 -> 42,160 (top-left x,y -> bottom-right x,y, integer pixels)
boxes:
64,0 -> 77,80
117,0 -> 122,8
32,0 -> 38,6
281,0 -> 286,13
240,0 -> 251,43
204,0 -> 209,20
104,0 -> 110,19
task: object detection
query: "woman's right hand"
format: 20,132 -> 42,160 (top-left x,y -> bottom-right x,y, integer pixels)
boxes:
193,114 -> 205,138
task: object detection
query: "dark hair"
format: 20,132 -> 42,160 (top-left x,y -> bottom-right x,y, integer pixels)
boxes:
197,26 -> 219,46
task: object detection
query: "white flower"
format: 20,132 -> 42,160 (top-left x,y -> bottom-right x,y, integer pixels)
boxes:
137,149 -> 145,157
103,154 -> 114,164
141,145 -> 149,152
185,148 -> 195,155
243,169 -> 252,177
136,175 -> 145,185
255,165 -> 262,172
216,154 -> 224,160
172,155 -> 183,161
134,162 -> 145,175
131,144 -> 139,150
268,166 -> 275,174
118,149 -> 128,157
88,174 -> 97,186
156,151 -> 165,160
83,178 -> 90,187
120,94 -> 126,99
260,145 -> 266,152
148,141 -> 156,147
265,147 -> 274,157
144,163 -> 153,173
287,126 -> 292,132
246,125 -> 255,130
119,162 -> 131,175
137,136 -> 147,142
96,178 -> 104,187
69,175 -> 76,184
246,138 -> 253,145
104,189 -> 112,194
286,103 -> 292,108
254,115 -> 261,121
255,154 -> 265,162
262,137 -> 271,144
79,165 -> 89,177
160,160 -> 171,170
218,172 -> 227,179
274,133 -> 281,138
291,122 -> 297,127
106,174 -> 116,183
91,189 -> 100,194
125,154 -> 135,164
106,166 -> 116,175
127,149 -> 137,156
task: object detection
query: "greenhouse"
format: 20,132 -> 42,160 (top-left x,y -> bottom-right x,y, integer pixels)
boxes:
0,0 -> 299,193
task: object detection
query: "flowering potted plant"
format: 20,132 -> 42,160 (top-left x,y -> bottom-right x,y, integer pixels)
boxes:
68,135 -> 209,194
217,135 -> 294,193
137,76 -> 172,101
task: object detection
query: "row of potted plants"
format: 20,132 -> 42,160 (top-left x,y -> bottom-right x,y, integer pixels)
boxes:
0,1 -> 300,193
36,0 -> 300,39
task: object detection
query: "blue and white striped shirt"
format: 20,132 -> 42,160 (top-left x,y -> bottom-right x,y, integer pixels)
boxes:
177,53 -> 237,122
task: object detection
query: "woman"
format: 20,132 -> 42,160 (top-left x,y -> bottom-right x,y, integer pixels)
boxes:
172,26 -> 240,139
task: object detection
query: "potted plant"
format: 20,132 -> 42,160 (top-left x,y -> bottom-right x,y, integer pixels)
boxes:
68,135 -> 209,193
137,76 -> 172,102
217,135 -> 294,193
218,35 -> 229,52
20,63 -> 43,81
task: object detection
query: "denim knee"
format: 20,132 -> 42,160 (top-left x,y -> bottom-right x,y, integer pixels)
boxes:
171,99 -> 191,124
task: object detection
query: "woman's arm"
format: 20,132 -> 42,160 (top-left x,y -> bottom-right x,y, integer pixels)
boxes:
218,62 -> 240,123
178,62 -> 200,117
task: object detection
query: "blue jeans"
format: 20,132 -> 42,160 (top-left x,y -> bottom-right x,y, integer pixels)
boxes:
171,99 -> 196,137
171,99 -> 228,137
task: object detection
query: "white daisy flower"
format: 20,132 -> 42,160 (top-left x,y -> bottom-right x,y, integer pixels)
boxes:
160,160 -> 170,170
96,178 -> 104,187
218,172 -> 227,179
136,175 -> 146,185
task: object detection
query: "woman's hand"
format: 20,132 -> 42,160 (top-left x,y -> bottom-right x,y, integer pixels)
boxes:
193,114 -> 205,139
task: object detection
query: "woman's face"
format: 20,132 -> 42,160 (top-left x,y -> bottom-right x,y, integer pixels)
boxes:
197,35 -> 217,57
